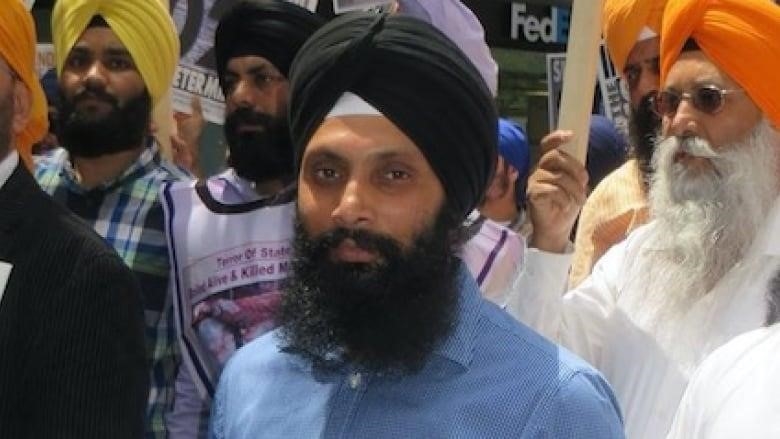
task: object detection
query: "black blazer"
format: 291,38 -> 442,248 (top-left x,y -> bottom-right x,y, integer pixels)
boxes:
0,163 -> 148,438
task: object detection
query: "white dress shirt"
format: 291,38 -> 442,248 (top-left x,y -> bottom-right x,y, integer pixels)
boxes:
667,324 -> 780,439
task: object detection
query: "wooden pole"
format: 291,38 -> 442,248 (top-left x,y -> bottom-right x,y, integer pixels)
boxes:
556,0 -> 605,164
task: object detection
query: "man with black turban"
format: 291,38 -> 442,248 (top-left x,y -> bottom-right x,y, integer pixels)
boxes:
161,2 -> 325,437
210,12 -> 625,439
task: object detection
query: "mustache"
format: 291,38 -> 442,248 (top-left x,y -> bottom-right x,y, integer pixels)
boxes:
307,227 -> 401,259
71,89 -> 119,107
660,135 -> 720,159
225,108 -> 275,131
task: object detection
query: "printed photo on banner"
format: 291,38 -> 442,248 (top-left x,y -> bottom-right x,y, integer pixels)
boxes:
163,181 -> 295,398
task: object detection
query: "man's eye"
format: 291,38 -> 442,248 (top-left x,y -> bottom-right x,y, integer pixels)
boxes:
649,57 -> 660,74
65,55 -> 87,69
254,74 -> 271,86
107,58 -> 133,70
315,168 -> 339,180
222,78 -> 237,94
624,67 -> 640,85
384,170 -> 410,180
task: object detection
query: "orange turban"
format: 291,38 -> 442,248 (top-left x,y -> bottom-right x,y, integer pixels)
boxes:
0,0 -> 48,170
603,0 -> 666,74
661,0 -> 780,128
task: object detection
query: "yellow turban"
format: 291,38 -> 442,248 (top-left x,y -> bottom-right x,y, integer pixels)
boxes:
0,0 -> 48,170
602,0 -> 666,74
52,0 -> 180,106
661,0 -> 780,128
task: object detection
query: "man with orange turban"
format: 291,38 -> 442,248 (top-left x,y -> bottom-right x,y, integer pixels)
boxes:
35,0 -> 189,437
507,0 -> 780,437
0,1 -> 148,437
569,0 -> 667,287
658,1 -> 780,436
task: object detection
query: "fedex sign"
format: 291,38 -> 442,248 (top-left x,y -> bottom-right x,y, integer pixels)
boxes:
510,3 -> 571,45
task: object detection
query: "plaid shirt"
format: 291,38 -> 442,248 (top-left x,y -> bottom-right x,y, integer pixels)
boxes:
35,142 -> 190,438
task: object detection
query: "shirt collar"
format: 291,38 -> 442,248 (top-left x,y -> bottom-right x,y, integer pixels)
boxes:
0,150 -> 19,190
57,139 -> 162,194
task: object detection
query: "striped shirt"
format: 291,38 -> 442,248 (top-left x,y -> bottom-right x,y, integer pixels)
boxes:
35,142 -> 190,438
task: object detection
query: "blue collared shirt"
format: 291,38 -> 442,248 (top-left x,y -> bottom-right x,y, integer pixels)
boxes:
210,267 -> 625,438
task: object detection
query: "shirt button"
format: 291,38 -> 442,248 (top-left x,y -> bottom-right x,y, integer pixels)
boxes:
348,372 -> 362,389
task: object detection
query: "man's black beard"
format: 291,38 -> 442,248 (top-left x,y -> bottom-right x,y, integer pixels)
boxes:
58,88 -> 151,158
629,92 -> 661,189
224,108 -> 293,184
277,210 -> 463,374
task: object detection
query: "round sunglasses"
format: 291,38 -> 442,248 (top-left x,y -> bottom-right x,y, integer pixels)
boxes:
650,85 -> 744,117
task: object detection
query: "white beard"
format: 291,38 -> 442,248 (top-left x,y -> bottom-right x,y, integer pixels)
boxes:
620,119 -> 780,345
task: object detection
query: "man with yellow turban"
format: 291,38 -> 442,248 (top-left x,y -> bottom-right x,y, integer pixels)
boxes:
0,1 -> 148,437
508,0 -> 780,437
568,0 -> 666,287
35,0 -> 189,437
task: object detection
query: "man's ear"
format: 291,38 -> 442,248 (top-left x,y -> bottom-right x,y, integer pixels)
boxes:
483,157 -> 507,201
11,80 -> 31,135
506,165 -> 519,185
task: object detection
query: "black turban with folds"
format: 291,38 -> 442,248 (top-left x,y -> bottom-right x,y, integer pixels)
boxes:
289,12 -> 498,220
215,0 -> 325,88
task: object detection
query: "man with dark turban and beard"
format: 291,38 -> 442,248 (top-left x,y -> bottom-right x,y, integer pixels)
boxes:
568,0 -> 666,287
161,2 -> 324,437
508,0 -> 780,437
210,12 -> 625,439
34,0 -> 188,437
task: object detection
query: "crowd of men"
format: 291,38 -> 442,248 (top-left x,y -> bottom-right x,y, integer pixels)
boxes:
0,0 -> 779,437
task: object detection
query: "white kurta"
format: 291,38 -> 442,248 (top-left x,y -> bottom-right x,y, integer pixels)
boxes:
666,324 -> 780,439
507,197 -> 780,439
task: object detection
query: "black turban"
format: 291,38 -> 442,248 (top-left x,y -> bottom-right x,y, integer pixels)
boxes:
289,12 -> 498,220
215,0 -> 325,87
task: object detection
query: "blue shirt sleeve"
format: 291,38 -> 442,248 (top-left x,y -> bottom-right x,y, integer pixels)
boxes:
528,370 -> 626,438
